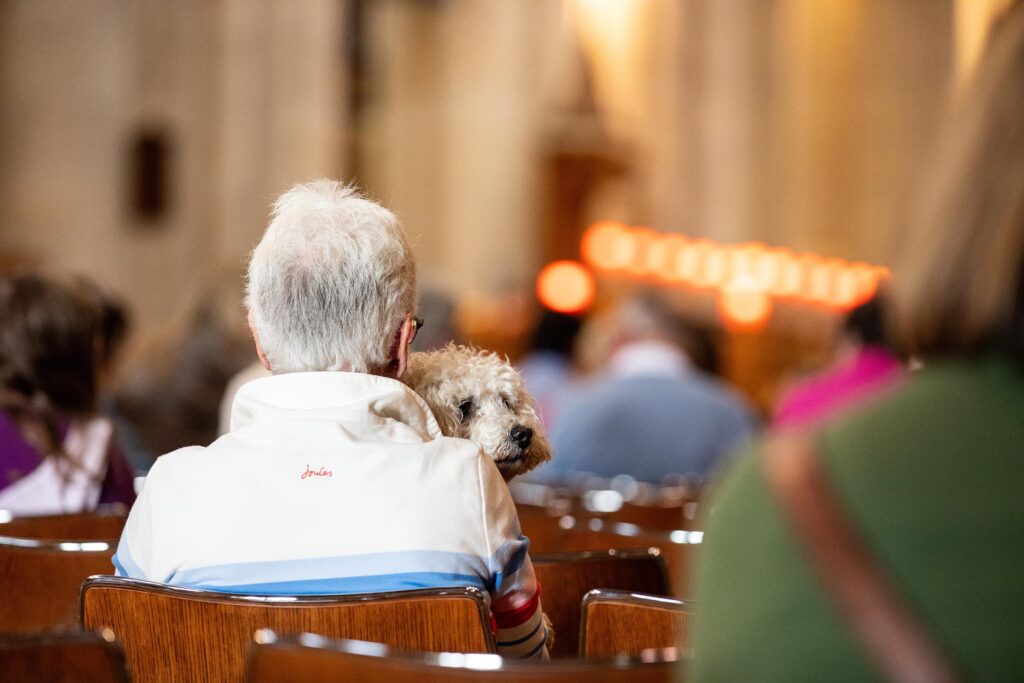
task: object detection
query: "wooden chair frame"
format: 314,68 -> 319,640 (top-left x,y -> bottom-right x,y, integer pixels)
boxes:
0,629 -> 129,682
0,535 -> 116,634
81,576 -> 497,682
557,517 -> 703,597
579,589 -> 692,659
531,548 -> 671,658
0,505 -> 128,541
533,547 -> 671,590
246,630 -> 682,683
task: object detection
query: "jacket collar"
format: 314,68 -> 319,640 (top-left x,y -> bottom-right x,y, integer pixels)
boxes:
606,340 -> 691,380
230,371 -> 442,440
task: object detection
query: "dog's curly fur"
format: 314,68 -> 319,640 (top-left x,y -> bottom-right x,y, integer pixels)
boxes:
403,344 -> 556,650
402,344 -> 552,481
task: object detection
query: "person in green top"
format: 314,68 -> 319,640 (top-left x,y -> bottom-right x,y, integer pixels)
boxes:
690,4 -> 1024,682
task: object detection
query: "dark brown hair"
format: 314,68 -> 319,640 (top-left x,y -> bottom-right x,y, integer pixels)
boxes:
0,274 -> 102,455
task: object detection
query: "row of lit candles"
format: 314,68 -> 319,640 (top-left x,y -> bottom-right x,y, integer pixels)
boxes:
581,221 -> 888,308
535,221 -> 890,328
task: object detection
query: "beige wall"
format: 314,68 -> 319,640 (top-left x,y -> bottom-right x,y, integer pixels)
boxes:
0,0 -> 997,345
615,0 -> 954,264
0,0 -> 346,345
356,0 -> 559,299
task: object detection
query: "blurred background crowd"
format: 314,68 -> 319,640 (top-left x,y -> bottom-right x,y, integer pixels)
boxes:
4,0 -> 1013,479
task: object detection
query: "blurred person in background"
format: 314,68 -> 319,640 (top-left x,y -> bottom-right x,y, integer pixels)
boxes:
409,284 -> 460,352
77,278 -> 154,474
517,308 -> 583,431
691,5 -> 1024,681
774,294 -> 906,429
116,282 -> 254,465
77,277 -> 130,381
0,273 -> 135,514
527,292 -> 757,486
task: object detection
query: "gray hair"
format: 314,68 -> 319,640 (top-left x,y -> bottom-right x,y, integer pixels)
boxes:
245,180 -> 417,373
615,292 -> 695,352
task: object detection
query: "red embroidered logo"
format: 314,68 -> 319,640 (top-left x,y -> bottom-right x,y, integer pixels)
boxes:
301,464 -> 333,480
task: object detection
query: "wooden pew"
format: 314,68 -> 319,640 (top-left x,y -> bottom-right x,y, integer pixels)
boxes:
532,549 -> 669,659
0,536 -> 115,634
558,518 -> 702,598
0,631 -> 128,683
516,503 -> 568,553
245,631 -> 681,683
82,576 -> 495,683
511,480 -> 702,534
579,590 -> 692,659
0,507 -> 127,541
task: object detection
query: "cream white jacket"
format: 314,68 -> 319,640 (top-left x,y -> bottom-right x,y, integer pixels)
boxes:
115,371 -> 548,659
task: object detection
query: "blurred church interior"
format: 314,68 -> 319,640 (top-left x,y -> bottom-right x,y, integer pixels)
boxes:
0,0 -> 1014,423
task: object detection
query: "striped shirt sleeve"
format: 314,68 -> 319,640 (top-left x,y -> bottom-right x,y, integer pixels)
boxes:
479,458 -> 549,660
491,554 -> 549,660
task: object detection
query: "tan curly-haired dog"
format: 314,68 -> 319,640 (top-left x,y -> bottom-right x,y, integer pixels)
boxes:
402,344 -> 552,481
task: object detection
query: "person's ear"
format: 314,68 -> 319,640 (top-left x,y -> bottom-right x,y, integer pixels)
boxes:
393,313 -> 415,379
248,312 -> 272,372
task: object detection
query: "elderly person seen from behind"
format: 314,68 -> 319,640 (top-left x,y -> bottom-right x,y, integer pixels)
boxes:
114,180 -> 549,660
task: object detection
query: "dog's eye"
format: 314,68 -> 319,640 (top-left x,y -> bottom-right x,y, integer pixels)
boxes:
458,399 -> 474,421
501,396 -> 515,411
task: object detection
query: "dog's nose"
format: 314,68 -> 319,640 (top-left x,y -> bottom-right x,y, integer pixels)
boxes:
510,425 -> 533,448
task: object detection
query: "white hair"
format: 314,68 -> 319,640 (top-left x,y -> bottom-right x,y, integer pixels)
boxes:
245,180 -> 417,373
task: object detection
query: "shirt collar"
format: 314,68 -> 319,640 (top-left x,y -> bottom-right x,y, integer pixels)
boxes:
230,371 -> 443,439
606,341 -> 691,380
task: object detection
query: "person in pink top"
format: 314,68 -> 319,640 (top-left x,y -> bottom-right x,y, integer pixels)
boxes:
774,297 -> 905,428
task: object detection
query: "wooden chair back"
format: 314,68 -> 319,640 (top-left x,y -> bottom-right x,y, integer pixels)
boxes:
246,631 -> 680,683
579,590 -> 692,659
515,504 -> 567,553
593,501 -> 695,531
0,631 -> 128,683
0,536 -> 115,634
559,518 -> 702,598
81,576 -> 496,683
0,507 -> 127,541
532,549 -> 669,658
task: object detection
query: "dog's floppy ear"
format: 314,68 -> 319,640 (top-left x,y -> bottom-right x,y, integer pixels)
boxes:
402,350 -> 463,437
426,395 -> 462,437
527,430 -> 553,470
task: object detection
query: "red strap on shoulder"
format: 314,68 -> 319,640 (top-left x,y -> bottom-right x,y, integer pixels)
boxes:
762,431 -> 963,683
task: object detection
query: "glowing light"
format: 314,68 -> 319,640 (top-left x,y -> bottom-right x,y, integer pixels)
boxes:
536,260 -> 596,314
652,234 -> 687,282
773,250 -> 803,297
674,242 -> 701,282
704,247 -> 730,287
584,489 -> 625,513
576,220 -> 892,318
807,257 -> 834,304
718,274 -> 773,330
627,228 -> 659,277
581,221 -> 634,271
752,247 -> 781,291
686,240 -> 716,288
819,259 -> 848,309
850,263 -> 878,304
832,267 -> 862,309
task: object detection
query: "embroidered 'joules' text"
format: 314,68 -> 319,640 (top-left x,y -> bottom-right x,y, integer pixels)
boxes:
301,464 -> 333,480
